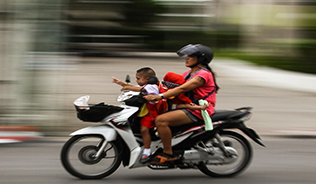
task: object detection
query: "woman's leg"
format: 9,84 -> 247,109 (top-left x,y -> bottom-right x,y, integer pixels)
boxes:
155,109 -> 193,155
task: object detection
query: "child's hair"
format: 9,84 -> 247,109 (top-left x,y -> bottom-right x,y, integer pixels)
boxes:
137,67 -> 156,78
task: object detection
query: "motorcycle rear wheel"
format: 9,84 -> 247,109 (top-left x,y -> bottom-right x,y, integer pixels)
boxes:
197,131 -> 252,177
61,135 -> 122,179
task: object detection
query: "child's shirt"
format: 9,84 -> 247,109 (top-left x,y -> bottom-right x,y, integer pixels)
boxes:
137,83 -> 167,118
142,84 -> 159,96
140,84 -> 159,104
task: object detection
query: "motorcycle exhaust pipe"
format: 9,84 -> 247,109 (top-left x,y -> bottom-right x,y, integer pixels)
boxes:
182,148 -> 238,164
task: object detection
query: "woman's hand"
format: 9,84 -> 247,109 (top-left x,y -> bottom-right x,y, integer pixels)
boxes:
187,102 -> 209,110
197,102 -> 209,110
144,94 -> 160,101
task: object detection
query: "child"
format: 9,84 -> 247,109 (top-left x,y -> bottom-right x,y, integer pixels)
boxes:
112,67 -> 161,163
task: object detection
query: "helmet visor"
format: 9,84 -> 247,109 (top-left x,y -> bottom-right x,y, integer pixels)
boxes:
177,44 -> 200,57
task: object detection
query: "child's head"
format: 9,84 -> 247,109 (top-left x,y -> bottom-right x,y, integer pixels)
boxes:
136,67 -> 156,86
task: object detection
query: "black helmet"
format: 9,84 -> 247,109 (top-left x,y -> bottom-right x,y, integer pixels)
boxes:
177,44 -> 213,63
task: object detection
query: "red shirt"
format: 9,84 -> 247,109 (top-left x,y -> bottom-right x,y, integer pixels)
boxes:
182,69 -> 216,119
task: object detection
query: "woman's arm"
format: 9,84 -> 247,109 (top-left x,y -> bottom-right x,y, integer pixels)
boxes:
144,76 -> 205,100
176,102 -> 209,110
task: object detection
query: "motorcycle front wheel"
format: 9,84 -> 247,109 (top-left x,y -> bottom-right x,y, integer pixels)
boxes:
61,135 -> 122,179
197,131 -> 252,177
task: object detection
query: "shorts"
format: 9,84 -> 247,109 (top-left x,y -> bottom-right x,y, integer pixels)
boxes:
140,114 -> 156,128
180,109 -> 200,123
140,103 -> 158,129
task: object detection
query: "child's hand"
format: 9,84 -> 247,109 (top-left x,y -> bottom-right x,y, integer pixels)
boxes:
112,77 -> 123,86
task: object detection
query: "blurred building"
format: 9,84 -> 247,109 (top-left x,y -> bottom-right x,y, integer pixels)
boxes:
0,0 -> 315,134
220,0 -> 316,58
0,0 -> 68,133
65,0 -> 316,57
65,0 -> 216,55
0,1 -> 15,116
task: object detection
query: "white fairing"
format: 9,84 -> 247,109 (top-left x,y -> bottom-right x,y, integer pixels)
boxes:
103,105 -> 138,124
70,125 -> 117,141
115,125 -> 140,153
117,90 -> 139,102
129,147 -> 142,168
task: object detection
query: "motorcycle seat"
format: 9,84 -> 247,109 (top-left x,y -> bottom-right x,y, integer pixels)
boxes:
211,110 -> 244,122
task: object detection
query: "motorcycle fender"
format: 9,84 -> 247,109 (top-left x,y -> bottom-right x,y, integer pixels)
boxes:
239,126 -> 265,147
70,125 -> 117,142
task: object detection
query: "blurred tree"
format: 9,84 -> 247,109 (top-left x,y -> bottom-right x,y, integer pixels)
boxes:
122,0 -> 166,28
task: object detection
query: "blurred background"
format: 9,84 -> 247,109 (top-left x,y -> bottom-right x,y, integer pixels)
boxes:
0,0 -> 315,136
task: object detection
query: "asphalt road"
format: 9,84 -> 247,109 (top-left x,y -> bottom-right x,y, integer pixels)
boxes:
1,137 -> 316,184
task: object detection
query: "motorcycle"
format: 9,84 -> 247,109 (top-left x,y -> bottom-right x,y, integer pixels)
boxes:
60,76 -> 265,179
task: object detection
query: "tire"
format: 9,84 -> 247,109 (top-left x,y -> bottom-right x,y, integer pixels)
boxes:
197,131 -> 253,177
61,135 -> 122,179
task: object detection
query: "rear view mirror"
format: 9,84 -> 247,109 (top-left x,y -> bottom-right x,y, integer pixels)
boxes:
125,75 -> 131,83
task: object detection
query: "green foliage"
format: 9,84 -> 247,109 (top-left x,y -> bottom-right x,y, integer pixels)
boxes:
216,49 -> 316,74
295,40 -> 316,63
105,28 -> 241,51
122,0 -> 166,27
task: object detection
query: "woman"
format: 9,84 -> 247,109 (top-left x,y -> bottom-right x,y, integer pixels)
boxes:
144,44 -> 219,164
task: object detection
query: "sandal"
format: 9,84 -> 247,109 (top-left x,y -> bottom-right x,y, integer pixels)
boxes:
140,154 -> 151,164
150,152 -> 177,164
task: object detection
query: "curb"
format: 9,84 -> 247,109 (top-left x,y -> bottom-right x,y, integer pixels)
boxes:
261,130 -> 316,139
214,59 -> 316,94
0,126 -> 43,144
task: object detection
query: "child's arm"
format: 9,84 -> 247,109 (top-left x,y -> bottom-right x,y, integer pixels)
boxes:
176,103 -> 209,110
112,77 -> 130,87
112,76 -> 143,92
121,85 -> 143,92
